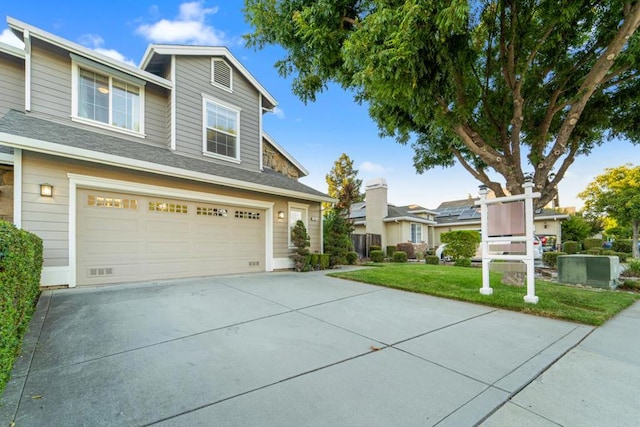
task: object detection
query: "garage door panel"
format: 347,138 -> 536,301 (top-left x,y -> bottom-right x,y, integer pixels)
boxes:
77,189 -> 266,286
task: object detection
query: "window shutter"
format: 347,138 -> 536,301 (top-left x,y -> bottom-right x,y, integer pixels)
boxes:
213,59 -> 232,90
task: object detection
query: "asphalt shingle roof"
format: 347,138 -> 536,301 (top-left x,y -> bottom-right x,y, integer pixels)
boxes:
0,110 -> 329,200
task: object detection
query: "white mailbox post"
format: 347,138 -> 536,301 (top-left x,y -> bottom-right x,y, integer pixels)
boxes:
476,180 -> 541,304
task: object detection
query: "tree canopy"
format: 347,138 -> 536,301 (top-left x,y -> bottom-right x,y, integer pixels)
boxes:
324,153 -> 364,215
245,1 -> 640,208
579,164 -> 640,258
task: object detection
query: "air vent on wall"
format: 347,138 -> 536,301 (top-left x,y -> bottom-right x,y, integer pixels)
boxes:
212,59 -> 232,90
89,267 -> 113,277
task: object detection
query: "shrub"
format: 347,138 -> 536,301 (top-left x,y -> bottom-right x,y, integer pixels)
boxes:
602,250 -> 617,256
426,248 -> 435,256
385,245 -> 396,257
583,238 -> 603,250
309,253 -> 320,270
323,211 -> 351,267
543,251 -> 566,268
620,279 -> 640,290
370,245 -> 381,252
346,251 -> 358,265
440,230 -> 481,260
392,251 -> 408,263
319,254 -> 330,270
415,251 -> 424,260
0,221 -> 43,393
612,239 -> 632,253
454,257 -> 472,267
290,220 -> 310,272
425,255 -> 440,265
370,250 -> 384,263
626,259 -> 640,276
396,243 -> 415,259
563,241 -> 579,254
616,252 -> 629,262
585,249 -> 602,255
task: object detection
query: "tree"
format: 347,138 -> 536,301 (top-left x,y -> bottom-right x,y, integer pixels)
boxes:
245,1 -> 640,208
290,220 -> 310,271
579,164 -> 640,258
324,153 -> 363,216
561,213 -> 593,243
440,230 -> 481,260
323,209 -> 352,266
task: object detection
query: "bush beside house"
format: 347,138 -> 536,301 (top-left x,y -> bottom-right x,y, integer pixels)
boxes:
440,230 -> 481,260
1,221 -> 43,393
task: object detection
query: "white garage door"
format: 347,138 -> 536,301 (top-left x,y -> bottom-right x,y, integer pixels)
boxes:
76,189 -> 265,286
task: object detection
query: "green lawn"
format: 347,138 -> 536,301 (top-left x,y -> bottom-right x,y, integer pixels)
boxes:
329,263 -> 639,326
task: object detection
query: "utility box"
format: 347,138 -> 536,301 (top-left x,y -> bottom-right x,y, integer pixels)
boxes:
557,255 -> 620,290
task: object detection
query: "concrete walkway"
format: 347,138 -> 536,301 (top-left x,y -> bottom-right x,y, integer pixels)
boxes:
482,300 -> 640,426
0,271 -> 599,426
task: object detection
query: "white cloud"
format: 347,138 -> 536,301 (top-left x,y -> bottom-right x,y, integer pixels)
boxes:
136,1 -> 227,45
271,107 -> 286,119
78,33 -> 136,66
359,161 -> 387,174
0,28 -> 24,49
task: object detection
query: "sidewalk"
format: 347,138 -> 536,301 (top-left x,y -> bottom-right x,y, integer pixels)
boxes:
482,300 -> 640,426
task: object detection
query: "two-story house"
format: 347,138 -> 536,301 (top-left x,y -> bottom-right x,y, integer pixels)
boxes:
0,17 -> 332,287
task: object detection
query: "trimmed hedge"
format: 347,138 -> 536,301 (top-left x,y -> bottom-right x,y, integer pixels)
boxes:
385,245 -> 396,257
346,251 -> 358,265
617,252 -> 630,262
396,243 -> 415,259
543,251 -> 566,268
319,254 -> 330,270
392,251 -> 408,263
454,257 -> 472,267
612,239 -> 632,253
425,255 -> 440,265
370,245 -> 382,253
563,241 -> 579,254
1,221 -> 43,393
370,250 -> 384,263
583,238 -> 603,250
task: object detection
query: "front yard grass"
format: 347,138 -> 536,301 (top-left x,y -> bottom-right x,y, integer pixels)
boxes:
329,263 -> 639,326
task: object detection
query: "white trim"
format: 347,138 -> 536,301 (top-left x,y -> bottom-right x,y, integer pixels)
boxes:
384,216 -> 436,225
13,148 -> 22,228
71,60 -> 146,137
0,132 -> 335,203
139,45 -> 276,107
202,94 -> 241,163
8,17 -> 173,90
41,266 -> 70,287
211,58 -> 233,92
262,132 -> 309,177
170,55 -> 177,151
0,41 -> 25,58
259,94 -> 263,171
273,257 -> 294,270
0,153 -> 14,164
24,29 -> 31,111
67,173 -> 276,287
410,223 -> 423,244
288,201 -> 309,248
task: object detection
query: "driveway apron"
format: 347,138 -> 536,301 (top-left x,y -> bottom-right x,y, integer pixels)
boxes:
0,271 -> 592,426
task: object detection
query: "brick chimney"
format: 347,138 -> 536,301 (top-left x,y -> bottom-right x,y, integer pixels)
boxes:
365,178 -> 388,246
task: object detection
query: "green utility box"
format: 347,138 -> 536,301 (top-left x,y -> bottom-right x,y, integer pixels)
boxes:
557,255 -> 620,289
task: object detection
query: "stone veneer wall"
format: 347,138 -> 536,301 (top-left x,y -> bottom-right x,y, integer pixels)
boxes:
263,140 -> 300,180
0,165 -> 13,223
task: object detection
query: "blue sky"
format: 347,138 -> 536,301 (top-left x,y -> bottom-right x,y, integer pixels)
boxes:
1,1 -> 638,210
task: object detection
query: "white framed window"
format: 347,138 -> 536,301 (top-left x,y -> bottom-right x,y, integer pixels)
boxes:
202,95 -> 241,162
71,61 -> 145,136
410,223 -> 423,243
211,59 -> 233,92
288,202 -> 309,248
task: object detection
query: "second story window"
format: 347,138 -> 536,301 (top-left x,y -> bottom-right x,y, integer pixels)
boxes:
203,96 -> 241,162
72,62 -> 144,136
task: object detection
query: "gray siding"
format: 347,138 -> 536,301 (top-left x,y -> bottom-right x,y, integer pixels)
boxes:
0,53 -> 25,115
174,56 -> 261,171
21,151 -> 322,268
29,42 -> 169,148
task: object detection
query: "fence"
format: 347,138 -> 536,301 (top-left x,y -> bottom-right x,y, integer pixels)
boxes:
351,233 -> 381,258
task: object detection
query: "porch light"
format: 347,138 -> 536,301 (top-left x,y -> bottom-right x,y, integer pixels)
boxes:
278,211 -> 285,220
40,183 -> 53,197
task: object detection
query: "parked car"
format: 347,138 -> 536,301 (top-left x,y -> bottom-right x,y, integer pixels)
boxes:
537,234 -> 557,252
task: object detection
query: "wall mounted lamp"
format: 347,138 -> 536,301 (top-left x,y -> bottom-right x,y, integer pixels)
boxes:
40,183 -> 53,197
277,211 -> 285,220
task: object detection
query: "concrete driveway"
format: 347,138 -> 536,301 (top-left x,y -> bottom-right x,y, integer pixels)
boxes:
1,271 -> 592,426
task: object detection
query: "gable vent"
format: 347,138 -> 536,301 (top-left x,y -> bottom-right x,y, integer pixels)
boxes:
212,59 -> 232,90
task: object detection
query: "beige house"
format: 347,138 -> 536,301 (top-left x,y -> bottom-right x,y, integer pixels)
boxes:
351,179 -> 568,255
0,17 -> 332,287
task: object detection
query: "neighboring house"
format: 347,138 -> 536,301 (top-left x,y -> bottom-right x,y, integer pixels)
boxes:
351,178 -> 569,254
350,178 -> 439,251
0,17 -> 332,287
